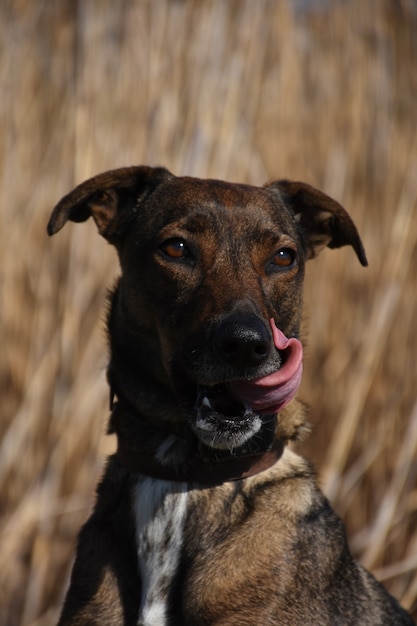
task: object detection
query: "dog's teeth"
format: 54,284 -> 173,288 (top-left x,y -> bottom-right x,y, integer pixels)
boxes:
202,396 -> 213,409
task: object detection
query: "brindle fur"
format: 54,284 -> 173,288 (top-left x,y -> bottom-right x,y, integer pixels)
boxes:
48,167 -> 414,625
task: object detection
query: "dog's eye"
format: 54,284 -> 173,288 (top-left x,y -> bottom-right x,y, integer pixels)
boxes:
159,238 -> 190,259
271,248 -> 296,269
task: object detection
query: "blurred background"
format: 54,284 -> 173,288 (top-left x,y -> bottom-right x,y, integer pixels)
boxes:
1,0 -> 416,624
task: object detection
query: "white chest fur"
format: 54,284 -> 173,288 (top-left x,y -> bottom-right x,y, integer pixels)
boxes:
134,477 -> 188,626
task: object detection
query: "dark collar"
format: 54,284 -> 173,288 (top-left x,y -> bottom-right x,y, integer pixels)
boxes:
115,438 -> 285,485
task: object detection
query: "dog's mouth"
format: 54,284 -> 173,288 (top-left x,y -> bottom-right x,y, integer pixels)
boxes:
190,321 -> 303,452
193,384 -> 266,452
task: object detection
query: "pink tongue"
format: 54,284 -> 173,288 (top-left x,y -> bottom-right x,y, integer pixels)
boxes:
229,319 -> 303,414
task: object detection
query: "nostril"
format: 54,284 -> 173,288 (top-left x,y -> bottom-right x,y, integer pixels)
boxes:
254,342 -> 269,358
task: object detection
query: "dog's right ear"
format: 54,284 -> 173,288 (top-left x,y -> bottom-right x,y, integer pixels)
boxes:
47,166 -> 172,243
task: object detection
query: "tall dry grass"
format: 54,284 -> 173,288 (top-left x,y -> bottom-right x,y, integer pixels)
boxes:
0,1 -> 416,624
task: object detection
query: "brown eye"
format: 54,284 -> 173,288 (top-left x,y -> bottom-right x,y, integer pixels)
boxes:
271,248 -> 296,268
159,238 -> 190,259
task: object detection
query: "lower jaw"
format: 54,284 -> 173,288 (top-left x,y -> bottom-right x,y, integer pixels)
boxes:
190,412 -> 277,454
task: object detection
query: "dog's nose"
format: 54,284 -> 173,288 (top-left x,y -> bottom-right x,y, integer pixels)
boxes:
213,314 -> 271,368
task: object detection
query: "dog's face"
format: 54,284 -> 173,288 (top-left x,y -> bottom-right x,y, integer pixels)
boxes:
48,167 -> 367,453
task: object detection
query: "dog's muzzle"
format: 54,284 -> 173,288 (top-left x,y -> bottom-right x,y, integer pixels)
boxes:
190,320 -> 303,451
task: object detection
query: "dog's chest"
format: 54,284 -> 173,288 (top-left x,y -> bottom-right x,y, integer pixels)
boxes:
133,477 -> 188,626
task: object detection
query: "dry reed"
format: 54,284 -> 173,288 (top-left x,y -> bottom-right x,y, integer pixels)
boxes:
1,1 -> 416,624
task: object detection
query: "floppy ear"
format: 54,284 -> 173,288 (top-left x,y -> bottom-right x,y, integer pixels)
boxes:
47,166 -> 172,243
267,180 -> 368,266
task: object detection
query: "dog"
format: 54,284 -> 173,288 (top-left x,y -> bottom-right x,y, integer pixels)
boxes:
48,167 -> 414,625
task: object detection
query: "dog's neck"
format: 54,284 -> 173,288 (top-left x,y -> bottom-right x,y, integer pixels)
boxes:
115,435 -> 286,484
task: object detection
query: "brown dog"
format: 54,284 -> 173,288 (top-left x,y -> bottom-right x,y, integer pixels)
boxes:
48,167 -> 414,626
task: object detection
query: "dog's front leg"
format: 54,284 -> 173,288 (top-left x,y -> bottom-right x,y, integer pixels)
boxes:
58,556 -> 129,626
58,462 -> 140,626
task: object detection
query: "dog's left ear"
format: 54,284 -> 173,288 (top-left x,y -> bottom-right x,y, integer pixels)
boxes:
267,180 -> 368,266
47,166 -> 173,243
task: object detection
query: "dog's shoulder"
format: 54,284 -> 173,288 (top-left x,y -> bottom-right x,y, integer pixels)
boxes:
182,450 -> 414,625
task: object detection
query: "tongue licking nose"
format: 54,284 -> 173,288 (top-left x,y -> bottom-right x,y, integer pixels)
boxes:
228,319 -> 303,415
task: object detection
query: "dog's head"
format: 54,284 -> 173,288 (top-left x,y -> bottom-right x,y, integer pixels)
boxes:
48,167 -> 367,455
